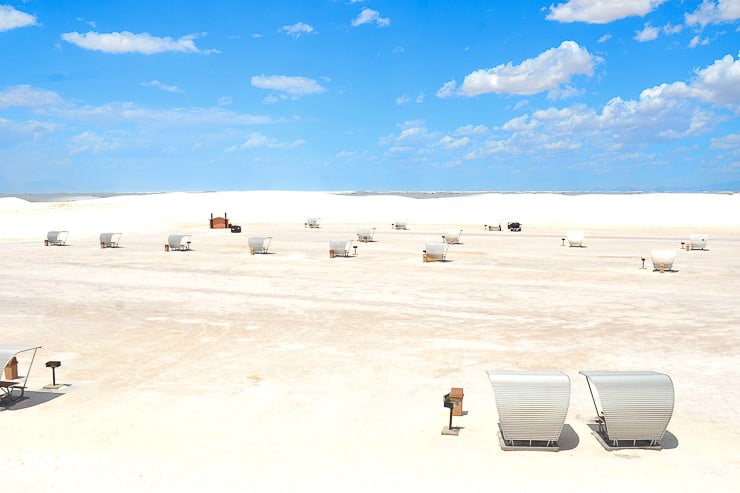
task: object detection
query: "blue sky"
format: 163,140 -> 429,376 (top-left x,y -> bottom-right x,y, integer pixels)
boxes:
1,1 -> 739,192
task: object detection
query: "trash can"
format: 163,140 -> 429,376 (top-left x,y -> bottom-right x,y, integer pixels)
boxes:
5,357 -> 18,380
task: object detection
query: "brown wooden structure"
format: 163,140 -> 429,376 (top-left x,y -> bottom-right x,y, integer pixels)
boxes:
210,213 -> 230,229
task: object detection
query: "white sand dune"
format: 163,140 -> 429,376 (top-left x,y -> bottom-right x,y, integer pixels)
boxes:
0,191 -> 739,492
1,191 -> 739,241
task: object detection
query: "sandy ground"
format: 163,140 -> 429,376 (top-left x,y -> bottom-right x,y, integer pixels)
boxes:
0,192 -> 739,492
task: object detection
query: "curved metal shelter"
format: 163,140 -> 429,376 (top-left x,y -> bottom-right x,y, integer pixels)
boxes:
357,228 -> 376,242
167,234 -> 192,251
248,236 -> 272,254
689,233 -> 708,250
442,229 -> 462,244
100,232 -> 122,248
424,242 -> 449,261
486,370 -> 570,450
329,240 -> 353,257
566,230 -> 586,247
0,345 -> 41,402
393,219 -> 408,230
47,231 -> 69,246
306,217 -> 320,228
650,249 -> 676,271
580,370 -> 674,448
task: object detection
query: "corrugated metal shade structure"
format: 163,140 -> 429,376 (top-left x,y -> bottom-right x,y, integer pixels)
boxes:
168,234 -> 192,251
100,232 -> 122,248
486,370 -> 570,450
0,345 -> 42,401
580,371 -> 674,447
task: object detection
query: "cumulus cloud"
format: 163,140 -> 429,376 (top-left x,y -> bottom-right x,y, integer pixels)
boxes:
279,22 -> 314,38
454,124 -> 489,137
395,95 -> 410,105
709,133 -> 740,150
351,8 -> 390,27
690,35 -> 710,48
547,0 -> 667,24
386,52 -> 740,164
436,80 -> 457,98
379,120 -> 437,148
141,80 -> 183,93
635,23 -> 660,41
226,132 -> 305,151
0,5 -> 38,32
686,0 -> 740,28
499,52 -> 740,147
663,23 -> 683,35
251,75 -> 327,99
439,135 -> 471,149
438,41 -> 601,97
60,31 -> 216,54
643,51 -> 740,111
0,84 -> 281,129
68,131 -> 120,155
0,85 -> 64,109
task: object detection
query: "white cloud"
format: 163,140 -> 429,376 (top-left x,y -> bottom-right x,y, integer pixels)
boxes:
547,0 -> 667,24
441,41 -> 601,97
548,84 -> 584,100
141,80 -> 183,93
635,23 -> 660,42
686,0 -> 740,28
436,80 -> 457,98
0,85 -> 64,109
251,75 -> 327,99
689,35 -> 710,48
454,124 -> 489,137
0,118 -> 58,142
336,150 -> 358,160
227,132 -> 305,151
386,53 -> 740,162
279,22 -> 314,38
218,96 -> 232,106
709,133 -> 740,150
644,51 -> 740,111
0,85 -> 281,128
380,120 -> 438,147
439,135 -> 471,149
502,115 -> 539,132
352,8 -> 390,27
598,34 -> 612,43
68,131 -> 120,155
662,22 -> 682,35
397,91 -> 425,105
76,17 -> 96,28
60,31 -> 215,54
0,5 -> 38,32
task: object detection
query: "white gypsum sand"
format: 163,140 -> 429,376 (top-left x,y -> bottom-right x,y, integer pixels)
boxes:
0,191 -> 738,492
